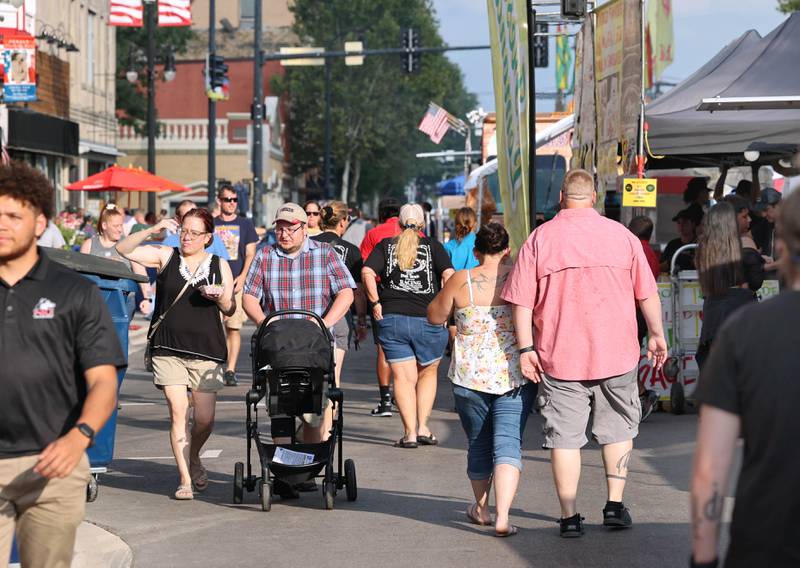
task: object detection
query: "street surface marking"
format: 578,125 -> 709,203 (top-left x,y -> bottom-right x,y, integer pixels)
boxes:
120,401 -> 243,407
200,449 -> 222,458
116,450 -> 222,461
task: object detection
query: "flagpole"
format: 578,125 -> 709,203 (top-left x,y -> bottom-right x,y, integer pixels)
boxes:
527,4 -> 537,233
208,0 -> 217,204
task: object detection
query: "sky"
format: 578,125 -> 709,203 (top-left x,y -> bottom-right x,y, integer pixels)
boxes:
431,0 -> 789,114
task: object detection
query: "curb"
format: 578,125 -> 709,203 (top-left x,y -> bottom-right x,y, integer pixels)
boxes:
72,521 -> 133,568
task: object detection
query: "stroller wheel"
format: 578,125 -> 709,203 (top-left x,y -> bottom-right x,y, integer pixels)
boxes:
344,459 -> 357,502
257,479 -> 272,512
323,480 -> 335,510
670,382 -> 686,415
233,462 -> 244,504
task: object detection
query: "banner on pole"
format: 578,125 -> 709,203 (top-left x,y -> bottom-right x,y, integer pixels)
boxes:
486,0 -> 530,254
109,0 -> 143,27
158,0 -> 191,27
2,32 -> 36,103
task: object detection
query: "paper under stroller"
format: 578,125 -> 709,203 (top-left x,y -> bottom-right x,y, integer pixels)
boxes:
232,309 -> 357,511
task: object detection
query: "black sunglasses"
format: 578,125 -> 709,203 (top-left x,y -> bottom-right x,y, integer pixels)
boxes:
220,197 -> 238,203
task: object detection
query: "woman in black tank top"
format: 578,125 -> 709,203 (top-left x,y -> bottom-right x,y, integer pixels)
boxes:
116,208 -> 236,500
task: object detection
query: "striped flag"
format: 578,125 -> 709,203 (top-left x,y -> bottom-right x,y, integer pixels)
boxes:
418,103 -> 451,144
109,0 -> 143,27
158,0 -> 192,27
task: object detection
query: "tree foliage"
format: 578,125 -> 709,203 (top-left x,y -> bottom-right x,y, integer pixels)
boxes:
115,24 -> 195,133
274,0 -> 478,204
777,0 -> 800,12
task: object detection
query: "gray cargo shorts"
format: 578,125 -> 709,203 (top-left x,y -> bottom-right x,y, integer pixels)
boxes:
537,367 -> 640,449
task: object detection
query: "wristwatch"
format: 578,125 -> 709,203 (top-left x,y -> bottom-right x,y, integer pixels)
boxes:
75,423 -> 96,447
369,300 -> 381,309
518,346 -> 536,354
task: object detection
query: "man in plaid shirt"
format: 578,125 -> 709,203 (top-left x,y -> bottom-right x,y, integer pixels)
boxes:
243,202 -> 354,457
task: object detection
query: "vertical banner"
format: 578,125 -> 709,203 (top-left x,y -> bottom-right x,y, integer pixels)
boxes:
109,0 -> 144,27
645,0 -> 673,88
593,0 -> 642,202
2,32 -> 36,102
486,0 -> 530,253
157,0 -> 192,27
571,25 -> 597,179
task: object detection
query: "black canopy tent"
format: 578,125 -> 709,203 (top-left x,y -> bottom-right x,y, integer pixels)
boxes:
645,13 -> 800,171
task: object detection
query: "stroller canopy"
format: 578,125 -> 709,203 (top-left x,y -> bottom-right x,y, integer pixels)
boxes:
258,318 -> 332,372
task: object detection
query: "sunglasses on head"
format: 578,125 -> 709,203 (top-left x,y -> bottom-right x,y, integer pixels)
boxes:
220,197 -> 238,203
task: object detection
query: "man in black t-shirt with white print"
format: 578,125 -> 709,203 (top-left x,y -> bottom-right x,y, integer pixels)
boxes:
0,161 -> 123,567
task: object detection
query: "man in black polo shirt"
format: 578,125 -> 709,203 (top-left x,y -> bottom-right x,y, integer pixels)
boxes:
0,161 -> 124,568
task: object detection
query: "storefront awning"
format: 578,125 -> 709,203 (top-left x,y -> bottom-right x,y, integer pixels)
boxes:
7,108 -> 79,158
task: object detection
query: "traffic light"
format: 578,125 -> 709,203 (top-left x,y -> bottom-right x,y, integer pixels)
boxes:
533,23 -> 548,68
401,27 -> 421,73
209,54 -> 228,89
561,0 -> 587,19
206,53 -> 230,101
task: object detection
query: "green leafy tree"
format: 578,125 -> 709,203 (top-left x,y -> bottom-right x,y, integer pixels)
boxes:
777,0 -> 800,12
274,0 -> 478,204
116,25 -> 195,133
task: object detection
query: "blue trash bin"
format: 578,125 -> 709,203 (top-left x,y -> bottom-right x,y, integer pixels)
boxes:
8,251 -> 142,565
81,274 -> 137,502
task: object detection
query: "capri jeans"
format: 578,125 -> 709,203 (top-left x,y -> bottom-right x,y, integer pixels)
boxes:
452,382 -> 536,480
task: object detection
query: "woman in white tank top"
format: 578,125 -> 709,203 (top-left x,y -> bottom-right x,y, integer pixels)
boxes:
428,223 -> 535,537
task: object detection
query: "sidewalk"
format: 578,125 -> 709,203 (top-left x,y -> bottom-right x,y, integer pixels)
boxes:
75,317 -> 709,567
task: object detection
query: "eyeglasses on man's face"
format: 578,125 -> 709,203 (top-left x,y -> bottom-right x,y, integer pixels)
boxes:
275,223 -> 305,236
180,229 -> 209,239
220,197 -> 238,203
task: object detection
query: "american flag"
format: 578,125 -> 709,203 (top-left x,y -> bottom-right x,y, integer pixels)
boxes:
109,0 -> 143,27
158,0 -> 192,27
418,103 -> 451,144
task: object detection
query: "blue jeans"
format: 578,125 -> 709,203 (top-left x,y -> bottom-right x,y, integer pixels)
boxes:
452,382 -> 536,480
375,313 -> 448,366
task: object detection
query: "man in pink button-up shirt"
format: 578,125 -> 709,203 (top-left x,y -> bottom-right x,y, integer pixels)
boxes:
502,169 -> 667,538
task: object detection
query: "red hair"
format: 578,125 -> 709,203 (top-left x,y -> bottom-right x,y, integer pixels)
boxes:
181,208 -> 215,246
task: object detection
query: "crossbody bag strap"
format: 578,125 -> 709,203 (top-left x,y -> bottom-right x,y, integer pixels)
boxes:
147,254 -> 208,341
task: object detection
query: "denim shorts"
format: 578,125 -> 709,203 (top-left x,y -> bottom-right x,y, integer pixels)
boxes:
375,313 -> 448,366
453,382 -> 536,480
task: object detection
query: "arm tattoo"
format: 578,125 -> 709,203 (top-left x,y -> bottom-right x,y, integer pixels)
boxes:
703,483 -> 723,521
616,450 -> 632,473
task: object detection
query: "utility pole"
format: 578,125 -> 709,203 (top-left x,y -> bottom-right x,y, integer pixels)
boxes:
323,58 -> 332,199
146,0 -> 156,214
207,0 -> 217,205
527,5 -> 538,231
251,0 -> 264,222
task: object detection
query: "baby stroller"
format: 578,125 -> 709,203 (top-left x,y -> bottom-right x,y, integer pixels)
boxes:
232,309 -> 357,511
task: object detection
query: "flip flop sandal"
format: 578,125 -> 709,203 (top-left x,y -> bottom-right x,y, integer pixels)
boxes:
466,503 -> 491,526
190,464 -> 209,492
393,438 -> 418,448
495,525 -> 519,538
417,434 -> 439,446
174,484 -> 194,500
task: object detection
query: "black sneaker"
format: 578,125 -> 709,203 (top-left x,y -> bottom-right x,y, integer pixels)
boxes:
640,390 -> 659,422
370,400 -> 392,417
223,370 -> 238,386
602,502 -> 633,529
559,513 -> 584,538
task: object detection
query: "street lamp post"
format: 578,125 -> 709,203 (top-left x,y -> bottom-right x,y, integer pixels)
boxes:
126,25 -> 177,215
146,1 -> 157,214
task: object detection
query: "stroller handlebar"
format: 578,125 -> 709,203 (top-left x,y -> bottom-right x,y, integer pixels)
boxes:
257,309 -> 334,343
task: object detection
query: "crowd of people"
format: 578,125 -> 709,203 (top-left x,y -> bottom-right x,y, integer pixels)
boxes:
2,158 -> 798,566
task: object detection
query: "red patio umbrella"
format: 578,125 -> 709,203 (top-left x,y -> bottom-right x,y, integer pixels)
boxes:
66,165 -> 191,193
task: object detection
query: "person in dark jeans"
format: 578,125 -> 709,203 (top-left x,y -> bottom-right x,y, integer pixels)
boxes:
691,189 -> 800,567
694,202 -> 757,370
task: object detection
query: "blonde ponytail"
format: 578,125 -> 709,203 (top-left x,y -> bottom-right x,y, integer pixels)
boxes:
396,228 -> 420,270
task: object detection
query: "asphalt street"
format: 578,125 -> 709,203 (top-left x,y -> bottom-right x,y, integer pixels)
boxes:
83,317 -> 729,568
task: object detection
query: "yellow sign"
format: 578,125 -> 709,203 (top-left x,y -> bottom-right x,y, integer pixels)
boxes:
622,178 -> 657,207
279,47 -> 325,66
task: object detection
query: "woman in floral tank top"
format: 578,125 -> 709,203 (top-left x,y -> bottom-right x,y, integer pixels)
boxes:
428,223 -> 535,537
